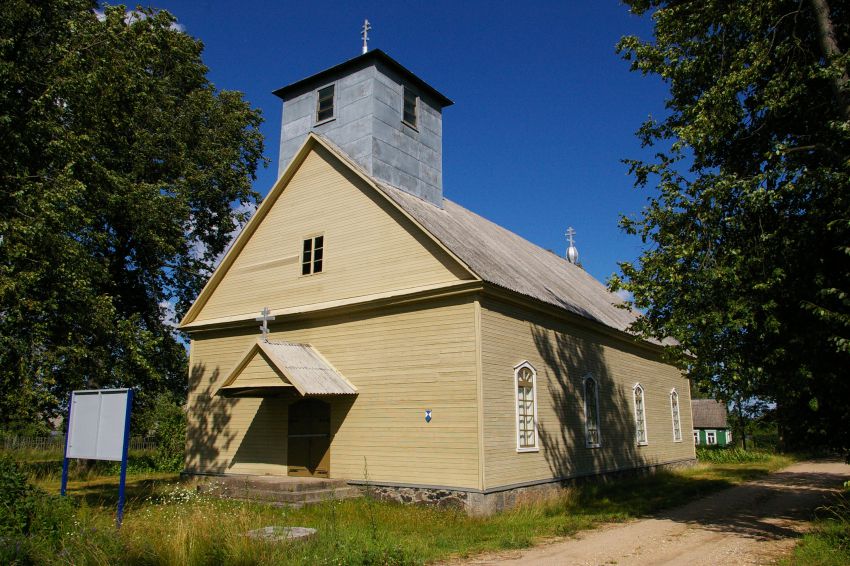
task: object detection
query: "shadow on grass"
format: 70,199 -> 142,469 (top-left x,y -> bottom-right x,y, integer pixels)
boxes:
572,470 -> 736,519
43,473 -> 181,511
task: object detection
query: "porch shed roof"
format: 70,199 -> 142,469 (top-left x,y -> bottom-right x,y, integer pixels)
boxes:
218,339 -> 357,396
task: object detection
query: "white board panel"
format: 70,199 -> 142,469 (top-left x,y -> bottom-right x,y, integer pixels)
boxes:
66,389 -> 130,461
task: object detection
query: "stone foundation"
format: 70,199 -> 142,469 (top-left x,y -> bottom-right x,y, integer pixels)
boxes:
354,457 -> 697,516
364,485 -> 468,509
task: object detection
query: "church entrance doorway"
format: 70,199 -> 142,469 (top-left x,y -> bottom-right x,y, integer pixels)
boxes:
287,398 -> 330,478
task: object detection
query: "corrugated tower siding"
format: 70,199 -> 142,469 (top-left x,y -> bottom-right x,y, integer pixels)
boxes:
186,297 -> 480,488
193,147 -> 470,323
479,298 -> 695,490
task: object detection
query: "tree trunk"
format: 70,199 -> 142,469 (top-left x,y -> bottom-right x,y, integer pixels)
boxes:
736,396 -> 748,450
810,0 -> 850,120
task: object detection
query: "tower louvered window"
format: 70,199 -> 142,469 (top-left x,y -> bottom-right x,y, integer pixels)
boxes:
403,86 -> 418,128
316,84 -> 334,122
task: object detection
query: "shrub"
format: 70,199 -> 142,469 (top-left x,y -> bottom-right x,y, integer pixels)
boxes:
0,456 -> 75,564
0,456 -> 34,537
136,393 -> 187,472
696,446 -> 773,463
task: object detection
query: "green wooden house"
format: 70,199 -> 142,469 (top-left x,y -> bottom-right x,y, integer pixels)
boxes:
692,399 -> 731,447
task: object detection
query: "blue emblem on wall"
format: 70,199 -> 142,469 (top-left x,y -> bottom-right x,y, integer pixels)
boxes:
425,409 -> 432,423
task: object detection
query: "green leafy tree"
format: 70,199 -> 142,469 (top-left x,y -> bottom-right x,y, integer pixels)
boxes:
612,0 -> 850,453
0,1 -> 265,429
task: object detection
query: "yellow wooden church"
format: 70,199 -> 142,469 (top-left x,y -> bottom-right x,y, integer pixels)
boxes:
179,50 -> 695,513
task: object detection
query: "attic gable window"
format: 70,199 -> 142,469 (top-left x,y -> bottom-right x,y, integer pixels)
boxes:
301,235 -> 324,275
514,362 -> 538,452
402,86 -> 418,129
316,84 -> 335,123
633,383 -> 648,445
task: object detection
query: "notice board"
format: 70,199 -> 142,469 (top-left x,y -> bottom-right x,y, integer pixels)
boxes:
66,389 -> 131,461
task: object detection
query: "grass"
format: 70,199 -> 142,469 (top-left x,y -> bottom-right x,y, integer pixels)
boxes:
3,450 -> 795,565
782,482 -> 850,566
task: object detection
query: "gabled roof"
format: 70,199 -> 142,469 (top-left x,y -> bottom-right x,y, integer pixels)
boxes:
178,133 -> 478,328
373,182 -> 639,334
691,399 -> 728,428
319,135 -> 640,336
218,339 -> 357,396
272,49 -> 453,107
181,133 -> 644,342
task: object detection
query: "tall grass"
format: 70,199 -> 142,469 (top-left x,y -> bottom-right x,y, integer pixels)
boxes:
784,482 -> 850,566
696,446 -> 774,463
2,453 -> 795,565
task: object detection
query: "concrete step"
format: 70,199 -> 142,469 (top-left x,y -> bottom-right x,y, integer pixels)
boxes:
200,476 -> 349,493
196,476 -> 362,507
241,486 -> 363,504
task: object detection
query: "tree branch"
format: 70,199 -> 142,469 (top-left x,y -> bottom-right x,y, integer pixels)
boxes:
809,0 -> 850,120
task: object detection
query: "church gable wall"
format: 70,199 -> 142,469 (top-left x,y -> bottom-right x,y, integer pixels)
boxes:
192,146 -> 471,324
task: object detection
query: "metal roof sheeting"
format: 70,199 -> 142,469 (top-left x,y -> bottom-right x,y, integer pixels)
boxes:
219,340 -> 357,396
374,181 -> 641,335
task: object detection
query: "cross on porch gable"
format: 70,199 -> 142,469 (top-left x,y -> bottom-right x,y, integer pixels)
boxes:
255,306 -> 276,341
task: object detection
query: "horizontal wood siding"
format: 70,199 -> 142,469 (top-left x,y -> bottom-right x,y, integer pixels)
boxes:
194,147 -> 470,323
480,298 -> 695,489
187,297 -> 480,489
230,350 -> 290,388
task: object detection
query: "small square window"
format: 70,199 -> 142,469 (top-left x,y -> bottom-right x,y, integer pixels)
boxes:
316,85 -> 334,122
402,87 -> 417,128
301,235 -> 324,275
706,430 -> 717,445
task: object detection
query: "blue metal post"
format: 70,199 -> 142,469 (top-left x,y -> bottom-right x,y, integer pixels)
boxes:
116,389 -> 134,528
60,393 -> 74,496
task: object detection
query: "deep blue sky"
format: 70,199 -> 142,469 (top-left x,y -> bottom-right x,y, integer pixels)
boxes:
146,1 -> 667,287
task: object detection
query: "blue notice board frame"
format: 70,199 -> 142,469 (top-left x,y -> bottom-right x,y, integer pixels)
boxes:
61,388 -> 134,527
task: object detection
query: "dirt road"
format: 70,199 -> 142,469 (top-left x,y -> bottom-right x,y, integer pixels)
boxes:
462,460 -> 850,566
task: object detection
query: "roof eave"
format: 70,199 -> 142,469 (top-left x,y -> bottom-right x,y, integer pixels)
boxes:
272,49 -> 453,107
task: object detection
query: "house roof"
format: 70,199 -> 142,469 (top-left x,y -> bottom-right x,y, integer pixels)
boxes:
218,339 -> 357,396
691,399 -> 728,429
373,181 -> 640,335
180,133 -> 655,345
272,49 -> 453,107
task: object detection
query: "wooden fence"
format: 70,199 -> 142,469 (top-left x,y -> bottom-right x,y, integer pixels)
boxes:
0,434 -> 159,452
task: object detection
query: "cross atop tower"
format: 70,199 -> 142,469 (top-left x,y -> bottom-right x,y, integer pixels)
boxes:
565,227 -> 579,264
361,19 -> 371,54
255,306 -> 276,341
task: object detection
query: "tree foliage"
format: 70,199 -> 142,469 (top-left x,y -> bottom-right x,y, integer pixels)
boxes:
613,0 -> 850,453
0,1 -> 265,428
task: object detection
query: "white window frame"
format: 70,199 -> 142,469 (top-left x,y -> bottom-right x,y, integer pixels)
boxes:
706,429 -> 717,445
315,82 -> 336,125
583,374 -> 601,448
693,430 -> 700,444
514,361 -> 539,452
670,389 -> 682,442
633,383 -> 649,446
